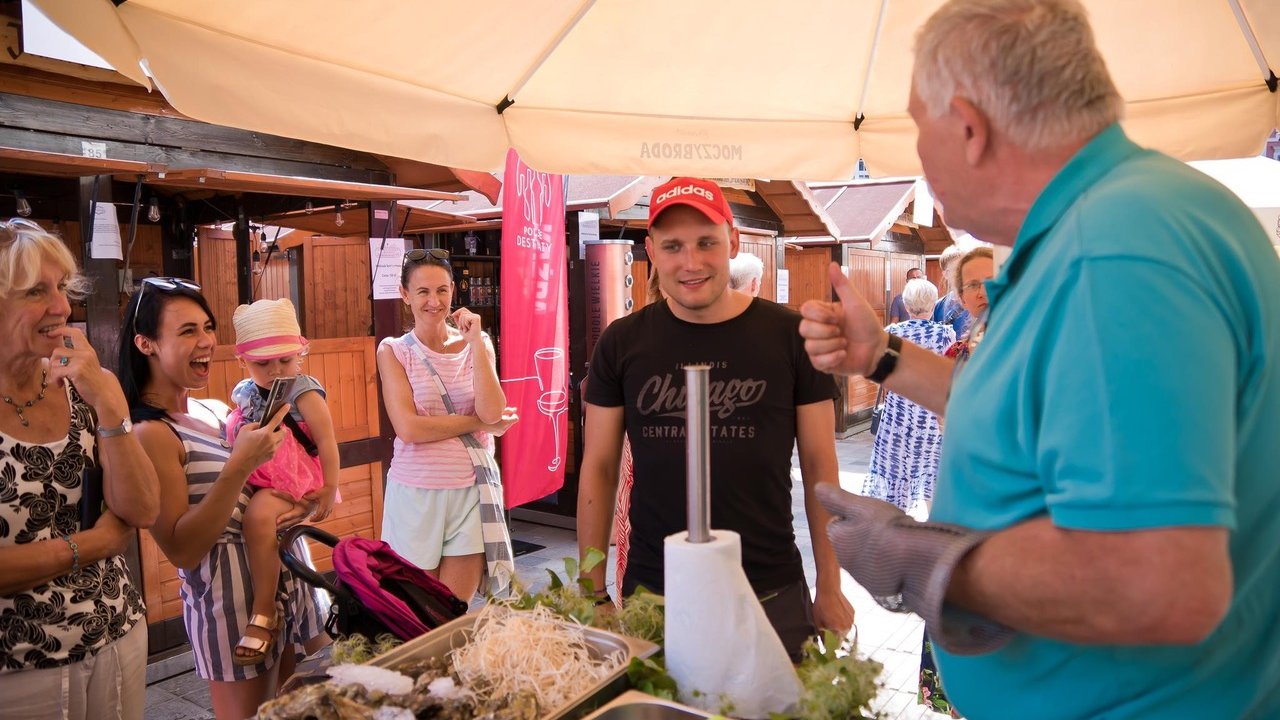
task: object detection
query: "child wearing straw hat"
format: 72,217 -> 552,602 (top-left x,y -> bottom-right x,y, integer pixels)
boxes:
226,298 -> 339,666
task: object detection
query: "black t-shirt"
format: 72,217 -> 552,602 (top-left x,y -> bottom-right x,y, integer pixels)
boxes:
585,298 -> 839,594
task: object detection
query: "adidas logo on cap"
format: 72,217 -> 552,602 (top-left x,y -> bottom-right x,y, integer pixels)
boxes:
655,184 -> 715,205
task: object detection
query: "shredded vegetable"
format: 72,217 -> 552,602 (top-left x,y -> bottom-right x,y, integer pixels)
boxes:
451,604 -> 626,713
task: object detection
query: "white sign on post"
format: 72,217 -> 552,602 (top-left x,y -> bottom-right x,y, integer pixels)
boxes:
776,268 -> 790,303
577,211 -> 599,259
90,202 -> 123,260
370,237 -> 406,300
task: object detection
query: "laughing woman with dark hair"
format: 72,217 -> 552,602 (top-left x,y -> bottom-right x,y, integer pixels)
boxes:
119,278 -> 326,719
0,219 -> 158,720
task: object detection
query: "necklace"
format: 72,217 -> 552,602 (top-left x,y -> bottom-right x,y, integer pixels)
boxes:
2,368 -> 49,427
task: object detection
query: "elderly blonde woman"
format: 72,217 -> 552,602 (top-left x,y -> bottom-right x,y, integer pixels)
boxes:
863,278 -> 954,513
0,218 -> 159,720
944,246 -> 995,365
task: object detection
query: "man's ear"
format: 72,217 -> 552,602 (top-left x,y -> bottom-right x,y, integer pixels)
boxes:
728,227 -> 740,258
951,96 -> 991,167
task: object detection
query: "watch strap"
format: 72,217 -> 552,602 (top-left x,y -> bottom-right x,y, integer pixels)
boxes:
866,334 -> 903,384
97,419 -> 132,438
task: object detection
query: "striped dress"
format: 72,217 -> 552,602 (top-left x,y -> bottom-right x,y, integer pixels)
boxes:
864,319 -> 956,512
163,419 -> 325,681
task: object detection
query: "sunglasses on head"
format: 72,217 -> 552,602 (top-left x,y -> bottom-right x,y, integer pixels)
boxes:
130,276 -> 201,330
403,247 -> 450,265
0,218 -> 44,234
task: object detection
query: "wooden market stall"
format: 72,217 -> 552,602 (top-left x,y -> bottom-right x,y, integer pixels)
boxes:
0,37 -> 485,654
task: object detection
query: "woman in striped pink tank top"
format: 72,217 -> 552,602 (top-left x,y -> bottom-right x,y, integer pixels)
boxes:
377,249 -> 518,602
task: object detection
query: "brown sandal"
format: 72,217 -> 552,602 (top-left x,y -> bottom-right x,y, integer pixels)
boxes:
232,613 -> 278,666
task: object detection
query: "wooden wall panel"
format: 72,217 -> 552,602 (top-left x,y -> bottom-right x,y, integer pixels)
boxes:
191,337 -> 379,443
889,252 -> 925,304
138,461 -> 383,624
301,237 -> 371,340
844,248 -> 888,321
630,258 -> 651,311
255,251 -> 292,302
846,375 -> 880,415
738,235 -> 777,302
782,246 -> 833,311
843,248 -> 890,418
195,227 -> 239,346
925,258 -> 944,294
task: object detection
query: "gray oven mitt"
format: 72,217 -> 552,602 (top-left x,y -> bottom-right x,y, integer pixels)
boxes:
816,483 -> 1014,655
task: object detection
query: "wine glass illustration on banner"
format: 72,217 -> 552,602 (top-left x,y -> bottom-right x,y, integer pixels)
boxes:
502,347 -> 568,472
535,348 -> 568,471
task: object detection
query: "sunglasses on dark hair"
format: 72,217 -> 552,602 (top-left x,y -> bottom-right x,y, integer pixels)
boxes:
130,276 -> 201,330
403,247 -> 450,264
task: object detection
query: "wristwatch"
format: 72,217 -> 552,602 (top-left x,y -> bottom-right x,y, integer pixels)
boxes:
97,418 -> 133,438
866,334 -> 903,384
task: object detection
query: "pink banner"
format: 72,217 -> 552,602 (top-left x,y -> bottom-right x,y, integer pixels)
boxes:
499,149 -> 568,508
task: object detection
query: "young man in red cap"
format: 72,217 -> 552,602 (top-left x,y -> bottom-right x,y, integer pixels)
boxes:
576,177 -> 854,658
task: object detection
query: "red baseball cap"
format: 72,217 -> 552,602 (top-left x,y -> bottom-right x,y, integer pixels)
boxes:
648,177 -> 733,229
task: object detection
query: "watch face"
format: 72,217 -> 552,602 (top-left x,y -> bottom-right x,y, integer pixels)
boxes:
99,418 -> 132,437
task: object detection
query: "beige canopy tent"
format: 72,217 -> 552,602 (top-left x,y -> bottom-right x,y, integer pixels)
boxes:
31,0 -> 1280,180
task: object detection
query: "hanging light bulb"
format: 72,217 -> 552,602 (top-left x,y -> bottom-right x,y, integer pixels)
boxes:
147,196 -> 161,223
304,199 -> 314,215
334,207 -> 345,228
14,189 -> 32,218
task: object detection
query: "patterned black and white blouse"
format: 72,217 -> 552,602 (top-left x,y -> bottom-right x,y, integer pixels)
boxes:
0,386 -> 145,673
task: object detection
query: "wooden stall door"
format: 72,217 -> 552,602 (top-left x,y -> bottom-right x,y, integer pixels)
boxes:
889,252 -> 925,302
842,248 -> 889,420
783,245 -> 834,311
300,236 -> 373,339
195,227 -> 239,346
738,232 -> 778,302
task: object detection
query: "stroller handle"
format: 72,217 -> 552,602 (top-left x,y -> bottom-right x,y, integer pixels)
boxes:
279,524 -> 344,597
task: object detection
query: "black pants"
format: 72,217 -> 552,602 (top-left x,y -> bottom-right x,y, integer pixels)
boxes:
624,574 -> 816,661
758,578 -> 817,662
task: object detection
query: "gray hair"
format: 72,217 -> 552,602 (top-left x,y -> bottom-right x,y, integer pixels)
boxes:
729,251 -> 765,290
0,218 -> 90,300
950,246 -> 995,296
903,278 -> 941,316
914,0 -> 1122,151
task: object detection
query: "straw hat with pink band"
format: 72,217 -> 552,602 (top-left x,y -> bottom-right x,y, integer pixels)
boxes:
233,298 -> 309,360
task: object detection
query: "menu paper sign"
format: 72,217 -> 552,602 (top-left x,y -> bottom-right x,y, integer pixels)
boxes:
90,202 -> 123,260
370,237 -> 406,300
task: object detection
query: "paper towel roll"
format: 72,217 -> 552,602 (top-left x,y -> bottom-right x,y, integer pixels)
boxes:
664,530 -> 802,719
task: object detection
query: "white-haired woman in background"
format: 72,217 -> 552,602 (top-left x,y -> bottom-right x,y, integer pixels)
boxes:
863,278 -> 954,515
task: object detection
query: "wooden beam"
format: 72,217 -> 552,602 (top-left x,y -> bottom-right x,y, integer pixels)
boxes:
141,169 -> 466,202
0,64 -> 184,119
0,145 -> 163,176
0,92 -> 389,172
0,125 -> 379,183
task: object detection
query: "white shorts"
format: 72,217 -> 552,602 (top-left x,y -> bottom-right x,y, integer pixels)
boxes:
0,620 -> 147,720
382,482 -> 484,571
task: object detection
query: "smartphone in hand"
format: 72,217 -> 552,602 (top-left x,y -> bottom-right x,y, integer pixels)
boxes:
262,377 -> 298,425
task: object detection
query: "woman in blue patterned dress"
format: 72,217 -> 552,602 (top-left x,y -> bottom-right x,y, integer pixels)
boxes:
118,280 -> 325,719
863,279 -> 954,514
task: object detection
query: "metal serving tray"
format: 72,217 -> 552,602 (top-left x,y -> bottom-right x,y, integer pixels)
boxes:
578,691 -> 713,720
370,611 -> 660,720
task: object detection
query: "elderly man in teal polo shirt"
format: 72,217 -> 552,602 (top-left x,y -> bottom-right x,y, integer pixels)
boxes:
799,0 -> 1280,717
